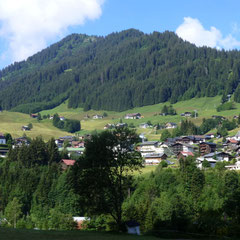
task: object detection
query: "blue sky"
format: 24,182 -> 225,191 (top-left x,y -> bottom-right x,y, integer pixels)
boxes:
77,0 -> 240,37
0,0 -> 240,69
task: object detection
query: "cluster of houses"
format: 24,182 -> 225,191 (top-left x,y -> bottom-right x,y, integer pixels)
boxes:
137,131 -> 240,169
84,114 -> 105,120
124,113 -> 142,120
104,122 -> 128,130
2,123 -> 240,171
139,122 -> 177,129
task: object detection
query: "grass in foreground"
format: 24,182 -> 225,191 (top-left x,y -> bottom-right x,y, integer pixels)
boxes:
0,228 -> 159,240
0,228 -> 229,240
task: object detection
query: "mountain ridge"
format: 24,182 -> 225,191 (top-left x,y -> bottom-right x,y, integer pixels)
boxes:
0,29 -> 240,113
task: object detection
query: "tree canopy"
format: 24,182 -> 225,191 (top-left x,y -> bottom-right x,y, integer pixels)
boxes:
72,127 -> 143,229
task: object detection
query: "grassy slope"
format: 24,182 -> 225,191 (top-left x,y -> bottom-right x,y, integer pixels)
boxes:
0,111 -> 69,140
1,96 -> 240,141
40,96 -> 240,140
0,228 -> 159,240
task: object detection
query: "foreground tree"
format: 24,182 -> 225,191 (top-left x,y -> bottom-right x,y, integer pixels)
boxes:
4,197 -> 22,228
73,127 -> 143,230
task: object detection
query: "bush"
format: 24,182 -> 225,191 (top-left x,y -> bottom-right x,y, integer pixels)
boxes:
216,101 -> 235,112
48,208 -> 77,230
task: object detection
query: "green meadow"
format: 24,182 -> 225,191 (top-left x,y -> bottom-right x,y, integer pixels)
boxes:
0,228 -> 159,240
41,96 -> 240,140
0,96 -> 240,141
0,111 -> 69,140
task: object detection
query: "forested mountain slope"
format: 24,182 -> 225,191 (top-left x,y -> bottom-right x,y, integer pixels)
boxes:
1,29 -> 240,113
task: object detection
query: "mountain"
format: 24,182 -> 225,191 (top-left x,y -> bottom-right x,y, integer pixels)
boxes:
1,28 -> 240,113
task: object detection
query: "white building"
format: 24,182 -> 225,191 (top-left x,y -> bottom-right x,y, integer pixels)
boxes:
234,131 -> 240,141
138,141 -> 171,157
92,115 -> 103,119
124,113 -> 141,120
0,135 -> 6,144
225,161 -> 240,170
138,141 -> 159,157
197,152 -> 232,169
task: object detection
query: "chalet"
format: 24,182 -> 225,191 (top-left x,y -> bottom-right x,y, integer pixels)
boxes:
124,113 -> 141,120
72,141 -> 84,148
73,217 -> 89,229
0,147 -> 8,158
234,131 -> 240,141
139,141 -> 160,157
0,135 -> 6,144
59,116 -> 65,121
115,123 -> 128,128
199,142 -> 216,156
61,159 -> 76,170
125,221 -> 140,235
59,147 -> 84,157
234,115 -> 239,120
233,146 -> 240,155
144,153 -> 167,165
178,136 -> 195,145
191,135 -> 205,143
158,143 -> 172,155
170,143 -> 183,155
139,133 -> 146,142
30,114 -> 38,118
177,151 -> 194,160
14,137 -> 30,147
139,123 -> 152,129
181,112 -> 192,117
104,123 -> 115,130
79,134 -> 92,141
197,152 -> 233,168
55,138 -> 64,148
165,122 -> 177,129
21,125 -> 30,131
165,137 -> 178,145
205,133 -> 215,140
175,136 -> 204,145
170,143 -> 195,155
59,136 -> 74,142
225,161 -> 240,170
92,115 -> 103,119
224,139 -> 239,149
212,115 -> 226,120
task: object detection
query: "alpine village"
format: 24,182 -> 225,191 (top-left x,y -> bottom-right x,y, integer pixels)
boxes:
3,29 -> 240,239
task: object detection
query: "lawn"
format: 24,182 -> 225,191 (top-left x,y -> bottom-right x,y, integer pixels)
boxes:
0,228 -> 159,240
0,228 -> 226,240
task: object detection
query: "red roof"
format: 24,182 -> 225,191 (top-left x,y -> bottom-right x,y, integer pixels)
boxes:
62,159 -> 76,166
229,139 -> 238,144
179,151 -> 194,156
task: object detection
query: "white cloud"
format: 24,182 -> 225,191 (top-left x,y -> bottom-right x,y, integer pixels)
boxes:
176,17 -> 240,50
0,0 -> 105,63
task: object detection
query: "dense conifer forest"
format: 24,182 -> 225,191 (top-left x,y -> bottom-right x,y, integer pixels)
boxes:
1,29 -> 240,113
1,130 -> 240,237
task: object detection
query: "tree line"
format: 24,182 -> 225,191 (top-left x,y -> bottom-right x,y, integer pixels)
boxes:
52,113 -> 81,133
161,118 -> 239,141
